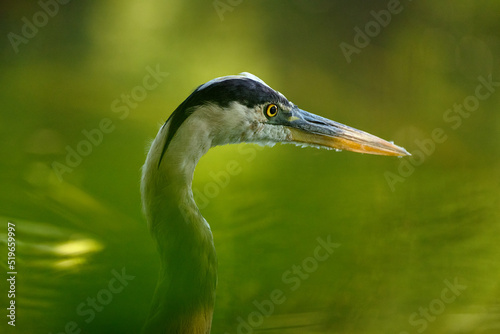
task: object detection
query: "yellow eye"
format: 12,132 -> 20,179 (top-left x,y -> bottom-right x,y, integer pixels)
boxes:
265,104 -> 278,118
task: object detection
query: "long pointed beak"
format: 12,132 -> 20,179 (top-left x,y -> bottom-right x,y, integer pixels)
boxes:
284,108 -> 410,156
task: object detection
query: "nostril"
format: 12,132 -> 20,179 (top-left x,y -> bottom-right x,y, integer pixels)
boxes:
309,120 -> 326,126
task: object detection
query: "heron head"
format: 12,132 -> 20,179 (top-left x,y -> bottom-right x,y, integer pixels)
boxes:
158,72 -> 409,166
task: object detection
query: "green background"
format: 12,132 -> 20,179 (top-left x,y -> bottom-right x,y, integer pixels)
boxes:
1,0 -> 499,333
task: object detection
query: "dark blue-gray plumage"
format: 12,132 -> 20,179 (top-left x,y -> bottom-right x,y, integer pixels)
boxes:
158,75 -> 291,167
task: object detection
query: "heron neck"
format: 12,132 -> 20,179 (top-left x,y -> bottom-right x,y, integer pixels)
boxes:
141,125 -> 217,334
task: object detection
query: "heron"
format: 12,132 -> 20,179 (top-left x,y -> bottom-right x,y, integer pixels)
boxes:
140,72 -> 409,333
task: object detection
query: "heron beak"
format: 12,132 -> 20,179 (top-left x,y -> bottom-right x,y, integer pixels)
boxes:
284,108 -> 410,156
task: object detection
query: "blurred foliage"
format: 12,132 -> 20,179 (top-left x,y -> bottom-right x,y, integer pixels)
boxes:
1,0 -> 500,333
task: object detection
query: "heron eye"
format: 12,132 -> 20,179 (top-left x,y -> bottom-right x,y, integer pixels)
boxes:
265,104 -> 278,118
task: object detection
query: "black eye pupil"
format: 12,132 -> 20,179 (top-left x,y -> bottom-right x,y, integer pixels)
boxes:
267,104 -> 278,117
